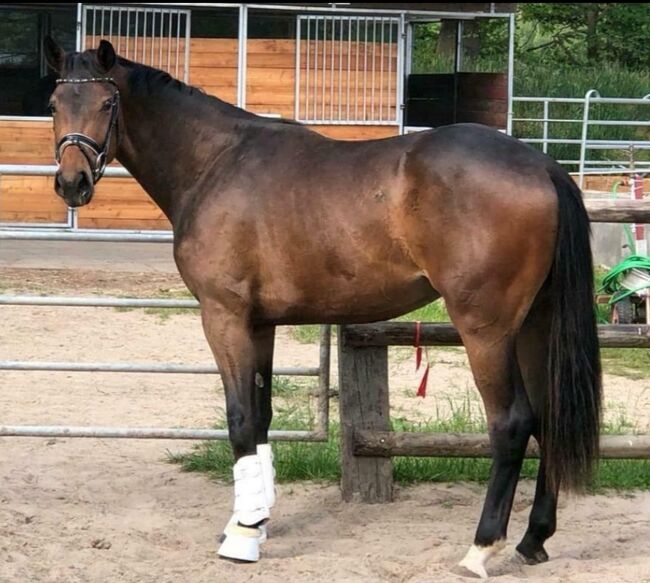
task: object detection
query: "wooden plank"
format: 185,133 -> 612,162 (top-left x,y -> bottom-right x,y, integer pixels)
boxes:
311,125 -> 399,140
192,67 -> 292,86
585,199 -> 650,223
0,175 -> 68,222
343,322 -> 650,348
190,38 -> 241,54
77,217 -> 171,230
247,105 -> 295,119
354,431 -> 650,460
0,120 -> 54,164
338,325 -> 393,503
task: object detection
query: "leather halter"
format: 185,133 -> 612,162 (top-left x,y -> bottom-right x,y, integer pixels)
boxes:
54,77 -> 120,184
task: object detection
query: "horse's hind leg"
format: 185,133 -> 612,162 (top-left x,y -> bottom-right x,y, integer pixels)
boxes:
515,296 -> 559,565
446,303 -> 535,579
199,301 -> 275,562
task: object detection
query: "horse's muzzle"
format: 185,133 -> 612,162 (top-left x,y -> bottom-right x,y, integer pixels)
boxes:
55,170 -> 94,207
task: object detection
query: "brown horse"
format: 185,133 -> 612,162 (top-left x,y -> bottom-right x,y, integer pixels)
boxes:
44,37 -> 601,576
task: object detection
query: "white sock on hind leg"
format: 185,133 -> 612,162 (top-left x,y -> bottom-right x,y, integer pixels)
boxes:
458,541 -> 506,579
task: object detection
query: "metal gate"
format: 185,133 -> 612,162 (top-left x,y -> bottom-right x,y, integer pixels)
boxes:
81,5 -> 191,82
295,15 -> 403,125
0,234 -> 331,442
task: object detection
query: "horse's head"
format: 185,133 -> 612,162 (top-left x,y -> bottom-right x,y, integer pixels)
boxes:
44,37 -> 121,207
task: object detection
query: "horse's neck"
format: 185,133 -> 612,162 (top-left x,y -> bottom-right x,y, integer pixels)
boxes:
116,93 -> 239,224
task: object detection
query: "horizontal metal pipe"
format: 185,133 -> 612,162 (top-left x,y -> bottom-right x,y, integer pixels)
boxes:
514,96 -> 650,105
0,425 -> 324,441
0,165 -> 131,177
522,138 -> 650,146
0,361 -> 320,376
0,222 -> 70,229
0,115 -> 52,122
0,230 -> 173,242
0,295 -> 198,308
135,3 -> 511,19
512,117 -> 582,124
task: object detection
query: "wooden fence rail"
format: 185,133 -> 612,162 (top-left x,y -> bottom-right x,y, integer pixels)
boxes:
338,322 -> 650,503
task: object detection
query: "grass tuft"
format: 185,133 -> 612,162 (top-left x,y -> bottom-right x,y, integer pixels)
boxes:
289,325 -> 322,344
169,404 -> 650,491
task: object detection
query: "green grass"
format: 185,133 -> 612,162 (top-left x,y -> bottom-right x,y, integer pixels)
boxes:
290,325 -> 322,344
601,348 -> 650,380
289,301 -> 450,345
170,401 -> 650,491
398,299 -> 450,323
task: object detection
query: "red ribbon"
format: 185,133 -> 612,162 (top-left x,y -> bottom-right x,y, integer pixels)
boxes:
414,321 -> 430,398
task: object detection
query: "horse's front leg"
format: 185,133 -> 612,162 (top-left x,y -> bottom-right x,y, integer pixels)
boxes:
200,300 -> 276,562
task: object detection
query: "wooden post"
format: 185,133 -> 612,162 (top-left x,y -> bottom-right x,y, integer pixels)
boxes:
338,325 -> 393,503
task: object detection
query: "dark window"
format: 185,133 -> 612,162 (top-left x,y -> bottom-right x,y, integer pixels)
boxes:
0,6 -> 76,116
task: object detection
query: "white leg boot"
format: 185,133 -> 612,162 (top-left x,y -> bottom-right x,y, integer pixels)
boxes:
221,444 -> 276,546
257,443 -> 276,508
256,443 -> 276,542
218,455 -> 270,562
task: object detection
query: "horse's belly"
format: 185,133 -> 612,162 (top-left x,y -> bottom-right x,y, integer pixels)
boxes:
255,269 -> 437,325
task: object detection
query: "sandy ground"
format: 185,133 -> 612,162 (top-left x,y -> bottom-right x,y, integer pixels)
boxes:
2,268 -> 650,582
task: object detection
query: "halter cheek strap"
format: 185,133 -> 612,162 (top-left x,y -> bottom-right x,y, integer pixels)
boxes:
54,77 -> 120,184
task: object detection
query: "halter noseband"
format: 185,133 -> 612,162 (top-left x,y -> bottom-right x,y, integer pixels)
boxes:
54,77 -> 120,184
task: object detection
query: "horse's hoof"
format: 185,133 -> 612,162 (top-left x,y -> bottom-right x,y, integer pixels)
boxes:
515,545 -> 549,565
218,524 -> 262,562
453,563 -> 488,579
457,559 -> 488,579
221,515 -> 267,544
458,541 -> 506,579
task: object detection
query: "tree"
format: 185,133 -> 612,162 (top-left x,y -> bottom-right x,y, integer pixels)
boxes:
519,3 -> 650,69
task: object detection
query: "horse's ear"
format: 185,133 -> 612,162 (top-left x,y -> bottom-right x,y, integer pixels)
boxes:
97,40 -> 116,71
44,36 -> 64,73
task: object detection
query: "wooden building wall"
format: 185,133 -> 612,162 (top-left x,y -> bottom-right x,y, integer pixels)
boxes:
0,36 -> 399,229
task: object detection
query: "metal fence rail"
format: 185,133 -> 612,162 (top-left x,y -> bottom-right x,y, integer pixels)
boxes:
0,296 -> 195,308
1,292 -> 332,441
0,361 -> 320,376
512,91 -> 650,187
0,426 -> 317,441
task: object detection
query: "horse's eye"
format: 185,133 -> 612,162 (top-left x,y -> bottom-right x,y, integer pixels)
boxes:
48,103 -> 56,115
101,99 -> 112,112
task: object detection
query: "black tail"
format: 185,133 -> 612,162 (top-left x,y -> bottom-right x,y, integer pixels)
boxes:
545,169 -> 602,492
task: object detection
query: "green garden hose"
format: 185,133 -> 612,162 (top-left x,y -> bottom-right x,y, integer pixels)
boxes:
600,255 -> 650,303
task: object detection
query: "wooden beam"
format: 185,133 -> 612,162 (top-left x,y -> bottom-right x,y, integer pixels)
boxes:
585,199 -> 650,223
338,325 -> 393,503
354,430 -> 650,460
343,323 -> 650,348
